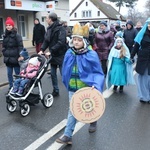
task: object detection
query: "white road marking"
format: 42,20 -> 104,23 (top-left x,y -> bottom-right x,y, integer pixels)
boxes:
46,122 -> 85,150
24,119 -> 67,150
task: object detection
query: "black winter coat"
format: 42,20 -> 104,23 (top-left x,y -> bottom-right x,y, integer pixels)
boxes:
33,23 -> 45,44
2,29 -> 23,67
41,21 -> 67,65
123,27 -> 137,47
131,30 -> 150,75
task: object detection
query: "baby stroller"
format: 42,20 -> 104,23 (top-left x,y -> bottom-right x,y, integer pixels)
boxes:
6,54 -> 54,117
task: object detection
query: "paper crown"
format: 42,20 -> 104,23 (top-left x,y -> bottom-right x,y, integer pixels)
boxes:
72,23 -> 89,38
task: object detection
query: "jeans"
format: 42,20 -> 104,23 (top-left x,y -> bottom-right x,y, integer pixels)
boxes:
14,78 -> 29,90
64,91 -> 77,138
7,66 -> 20,88
50,64 -> 62,93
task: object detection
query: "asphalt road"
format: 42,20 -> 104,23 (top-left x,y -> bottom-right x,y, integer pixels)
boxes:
0,72 -> 150,150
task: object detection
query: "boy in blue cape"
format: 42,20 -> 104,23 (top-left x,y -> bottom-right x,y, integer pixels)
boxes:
56,23 -> 105,144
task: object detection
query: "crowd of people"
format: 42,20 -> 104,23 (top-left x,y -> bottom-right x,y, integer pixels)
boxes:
2,13 -> 150,145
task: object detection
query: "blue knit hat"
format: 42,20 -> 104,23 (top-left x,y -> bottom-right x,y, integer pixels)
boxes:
116,20 -> 121,26
100,21 -> 107,27
115,31 -> 123,38
20,48 -> 29,60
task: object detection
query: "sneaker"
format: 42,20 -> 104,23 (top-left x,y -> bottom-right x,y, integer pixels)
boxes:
10,88 -> 18,95
52,90 -> 59,97
56,136 -> 72,145
16,89 -> 23,96
89,121 -> 97,133
140,100 -> 150,104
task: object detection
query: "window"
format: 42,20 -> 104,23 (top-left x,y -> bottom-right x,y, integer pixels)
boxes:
86,2 -> 88,6
82,11 -> 85,17
18,15 -> 27,38
74,13 -> 77,18
0,17 -> 4,39
97,11 -> 100,16
82,10 -> 92,18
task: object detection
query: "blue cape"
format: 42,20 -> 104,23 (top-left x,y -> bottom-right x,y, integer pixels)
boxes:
62,48 -> 105,92
134,18 -> 150,45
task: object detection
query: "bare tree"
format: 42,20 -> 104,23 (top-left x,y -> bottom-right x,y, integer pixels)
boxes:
107,0 -> 138,12
127,7 -> 146,25
144,0 -> 150,17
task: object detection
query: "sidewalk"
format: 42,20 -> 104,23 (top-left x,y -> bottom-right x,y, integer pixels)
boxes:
0,47 -> 36,87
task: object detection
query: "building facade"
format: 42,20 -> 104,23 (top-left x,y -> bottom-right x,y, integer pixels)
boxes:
69,0 -> 126,27
0,0 -> 69,48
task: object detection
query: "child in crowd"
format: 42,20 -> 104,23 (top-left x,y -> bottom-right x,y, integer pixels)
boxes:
56,23 -> 105,144
106,38 -> 135,92
115,31 -> 124,39
10,57 -> 40,96
18,48 -> 29,71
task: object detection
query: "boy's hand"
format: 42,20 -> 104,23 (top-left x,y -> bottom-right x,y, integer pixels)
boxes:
91,86 -> 95,90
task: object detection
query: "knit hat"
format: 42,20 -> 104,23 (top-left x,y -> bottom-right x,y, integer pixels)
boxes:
115,31 -> 123,38
5,17 -> 15,27
29,57 -> 39,66
100,21 -> 107,27
116,20 -> 121,26
20,48 -> 29,60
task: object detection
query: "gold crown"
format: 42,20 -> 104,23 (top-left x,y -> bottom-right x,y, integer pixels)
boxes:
72,23 -> 89,38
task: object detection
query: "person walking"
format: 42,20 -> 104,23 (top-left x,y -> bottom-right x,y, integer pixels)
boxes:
131,18 -> 150,103
94,21 -> 114,75
106,38 -> 135,92
62,21 -> 72,38
38,12 -> 67,97
2,17 -> 23,90
135,21 -> 142,33
123,20 -> 138,53
56,23 -> 104,144
32,18 -> 45,53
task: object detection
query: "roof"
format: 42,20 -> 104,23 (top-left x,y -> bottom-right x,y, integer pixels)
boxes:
70,0 -> 126,21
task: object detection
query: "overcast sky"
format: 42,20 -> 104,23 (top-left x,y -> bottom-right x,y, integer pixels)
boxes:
69,0 -> 145,14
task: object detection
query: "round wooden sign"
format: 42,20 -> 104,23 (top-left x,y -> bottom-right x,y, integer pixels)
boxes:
70,87 -> 106,123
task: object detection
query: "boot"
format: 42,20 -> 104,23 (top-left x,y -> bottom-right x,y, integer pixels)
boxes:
119,86 -> 124,93
113,85 -> 118,92
88,121 -> 97,133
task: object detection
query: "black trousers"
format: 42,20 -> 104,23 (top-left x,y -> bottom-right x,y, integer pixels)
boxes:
101,59 -> 107,75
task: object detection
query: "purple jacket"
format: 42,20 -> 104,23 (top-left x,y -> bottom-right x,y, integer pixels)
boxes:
95,27 -> 114,60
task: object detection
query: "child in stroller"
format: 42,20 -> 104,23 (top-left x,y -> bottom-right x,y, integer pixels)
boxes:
6,54 -> 54,116
10,56 -> 40,96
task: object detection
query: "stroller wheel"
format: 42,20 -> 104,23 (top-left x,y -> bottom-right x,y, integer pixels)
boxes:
7,100 -> 17,113
42,93 -> 53,108
20,103 -> 30,117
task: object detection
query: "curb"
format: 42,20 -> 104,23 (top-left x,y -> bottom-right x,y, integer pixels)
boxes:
0,82 -> 9,88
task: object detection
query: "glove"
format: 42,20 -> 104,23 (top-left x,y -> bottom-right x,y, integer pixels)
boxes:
32,40 -> 35,46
